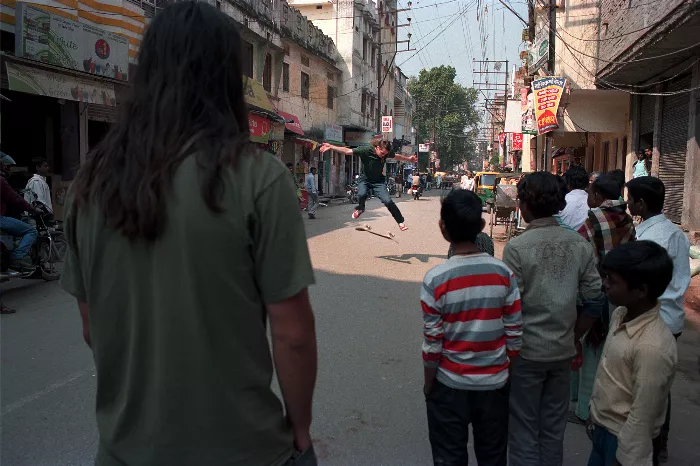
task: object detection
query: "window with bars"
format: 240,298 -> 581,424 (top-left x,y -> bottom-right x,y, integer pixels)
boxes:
327,86 -> 335,109
242,41 -> 253,78
301,55 -> 310,67
282,63 -> 290,92
301,72 -> 310,99
263,53 -> 272,92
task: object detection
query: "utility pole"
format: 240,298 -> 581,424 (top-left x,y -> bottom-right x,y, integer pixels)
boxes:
376,5 -> 414,134
474,59 -> 509,168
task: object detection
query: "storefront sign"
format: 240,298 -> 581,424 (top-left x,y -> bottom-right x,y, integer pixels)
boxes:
512,133 -> 523,151
324,123 -> 343,143
521,87 -> 537,135
381,116 -> 393,133
418,143 -> 430,153
248,113 -> 271,144
5,61 -> 116,105
532,77 -> 566,134
269,122 -> 285,141
15,3 -> 129,81
528,8 -> 549,74
243,76 -> 273,112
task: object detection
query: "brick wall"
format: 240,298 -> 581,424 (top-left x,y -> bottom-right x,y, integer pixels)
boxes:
598,0 -> 685,63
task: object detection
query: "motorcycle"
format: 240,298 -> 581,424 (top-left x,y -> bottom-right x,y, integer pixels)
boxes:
386,177 -> 397,197
0,198 -> 67,281
412,183 -> 424,200
346,179 -> 358,204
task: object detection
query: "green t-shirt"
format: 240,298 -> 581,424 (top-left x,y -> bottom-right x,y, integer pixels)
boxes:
61,153 -> 314,466
353,145 -> 394,181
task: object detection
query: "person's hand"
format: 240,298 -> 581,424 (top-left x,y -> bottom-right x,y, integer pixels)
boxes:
319,143 -> 331,153
409,155 -> 418,163
423,380 -> 435,396
293,427 -> 312,451
585,418 -> 595,442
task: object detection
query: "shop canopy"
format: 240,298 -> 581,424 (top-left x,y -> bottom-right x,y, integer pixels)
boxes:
558,89 -> 629,133
243,76 -> 286,123
277,110 -> 304,136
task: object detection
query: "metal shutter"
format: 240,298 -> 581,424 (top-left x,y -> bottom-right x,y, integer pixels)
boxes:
640,94 -> 655,135
87,104 -> 118,122
659,76 -> 691,223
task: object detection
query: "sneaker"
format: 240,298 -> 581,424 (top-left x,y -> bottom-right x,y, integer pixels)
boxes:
352,210 -> 364,220
308,214 -> 316,219
1,306 -> 16,315
9,256 -> 33,271
399,223 -> 408,231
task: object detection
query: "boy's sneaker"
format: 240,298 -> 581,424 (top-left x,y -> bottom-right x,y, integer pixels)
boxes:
9,256 -> 33,271
352,210 -> 364,219
399,223 -> 408,231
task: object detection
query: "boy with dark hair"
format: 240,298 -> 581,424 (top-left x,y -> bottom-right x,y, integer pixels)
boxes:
588,241 -> 677,466
503,172 -> 605,466
626,176 -> 690,462
320,139 -> 416,231
580,174 -> 636,267
557,165 -> 590,231
571,174 -> 635,424
24,157 -> 53,213
422,189 -> 522,466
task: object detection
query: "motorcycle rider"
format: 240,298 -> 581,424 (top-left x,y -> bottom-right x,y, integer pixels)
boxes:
24,157 -> 53,214
1,152 -> 38,270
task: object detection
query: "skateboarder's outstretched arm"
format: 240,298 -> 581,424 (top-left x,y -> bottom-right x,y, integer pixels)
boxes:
320,143 -> 353,156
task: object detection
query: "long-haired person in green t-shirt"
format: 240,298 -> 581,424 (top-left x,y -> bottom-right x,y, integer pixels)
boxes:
62,3 -> 319,465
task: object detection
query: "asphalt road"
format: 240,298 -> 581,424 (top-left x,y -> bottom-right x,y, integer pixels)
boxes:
2,190 -> 699,465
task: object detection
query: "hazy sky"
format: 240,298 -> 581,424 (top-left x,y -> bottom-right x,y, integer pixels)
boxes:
394,0 -> 529,91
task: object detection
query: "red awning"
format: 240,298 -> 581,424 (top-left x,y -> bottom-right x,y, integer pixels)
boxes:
277,110 -> 304,136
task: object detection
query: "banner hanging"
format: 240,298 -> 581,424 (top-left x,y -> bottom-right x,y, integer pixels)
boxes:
532,77 -> 566,134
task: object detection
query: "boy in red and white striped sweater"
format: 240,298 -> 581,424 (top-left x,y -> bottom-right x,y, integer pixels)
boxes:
422,189 -> 522,466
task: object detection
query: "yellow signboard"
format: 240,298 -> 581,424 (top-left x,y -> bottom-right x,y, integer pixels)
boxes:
243,76 -> 273,112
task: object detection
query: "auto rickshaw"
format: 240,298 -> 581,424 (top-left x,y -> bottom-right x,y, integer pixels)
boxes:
473,171 -> 499,212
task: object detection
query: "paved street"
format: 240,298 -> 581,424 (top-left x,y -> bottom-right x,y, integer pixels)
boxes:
2,191 -> 700,465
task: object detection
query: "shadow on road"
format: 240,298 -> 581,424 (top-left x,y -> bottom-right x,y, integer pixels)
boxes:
376,253 -> 448,264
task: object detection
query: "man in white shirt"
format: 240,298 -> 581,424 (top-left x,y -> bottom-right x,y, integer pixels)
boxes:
556,165 -> 590,231
305,167 -> 318,219
24,158 -> 53,213
625,175 -> 691,463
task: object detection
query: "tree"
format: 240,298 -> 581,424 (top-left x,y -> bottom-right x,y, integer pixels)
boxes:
407,66 -> 480,171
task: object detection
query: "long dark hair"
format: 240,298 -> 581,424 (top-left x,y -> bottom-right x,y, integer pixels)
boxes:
72,1 -> 251,242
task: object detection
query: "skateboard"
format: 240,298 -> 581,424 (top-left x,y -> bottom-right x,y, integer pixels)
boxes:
355,224 -> 397,242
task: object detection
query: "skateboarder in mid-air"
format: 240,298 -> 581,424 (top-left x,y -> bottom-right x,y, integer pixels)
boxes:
320,139 -> 417,231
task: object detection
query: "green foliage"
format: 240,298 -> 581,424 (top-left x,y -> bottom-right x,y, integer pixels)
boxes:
407,66 -> 480,171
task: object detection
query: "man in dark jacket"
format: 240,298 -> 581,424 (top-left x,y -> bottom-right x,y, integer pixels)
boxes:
1,153 -> 37,270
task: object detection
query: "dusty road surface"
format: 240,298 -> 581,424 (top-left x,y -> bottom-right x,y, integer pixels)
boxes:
2,190 -> 699,465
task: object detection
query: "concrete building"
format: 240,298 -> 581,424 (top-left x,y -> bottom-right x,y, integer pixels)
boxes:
290,0 -> 381,139
596,0 -> 700,229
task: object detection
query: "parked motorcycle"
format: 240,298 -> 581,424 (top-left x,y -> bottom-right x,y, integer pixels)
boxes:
346,180 -> 358,204
0,199 -> 67,281
386,177 -> 397,197
412,184 -> 423,200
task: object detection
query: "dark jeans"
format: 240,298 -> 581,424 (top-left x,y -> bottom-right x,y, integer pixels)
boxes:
426,380 -> 509,466
508,357 -> 571,466
587,425 -> 618,466
588,425 -> 663,466
356,176 -> 404,224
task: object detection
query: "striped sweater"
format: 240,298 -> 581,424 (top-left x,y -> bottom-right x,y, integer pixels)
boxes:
421,253 -> 523,391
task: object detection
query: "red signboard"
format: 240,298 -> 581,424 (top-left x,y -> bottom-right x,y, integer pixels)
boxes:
532,77 -> 566,134
498,133 -> 506,145
248,113 -> 271,143
512,133 -> 523,150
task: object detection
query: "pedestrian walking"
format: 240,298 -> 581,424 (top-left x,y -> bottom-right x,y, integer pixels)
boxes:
422,189 -> 522,466
570,174 -> 636,425
436,173 -> 443,190
319,140 -> 416,231
556,165 -> 590,231
306,167 -> 318,219
60,3 -> 318,465
626,176 -> 691,463
502,172 -> 605,466
588,241 -> 677,466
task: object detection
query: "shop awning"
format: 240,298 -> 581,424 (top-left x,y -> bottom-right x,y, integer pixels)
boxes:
4,61 -> 116,106
558,89 -> 629,133
243,76 -> 273,112
277,110 -> 304,136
